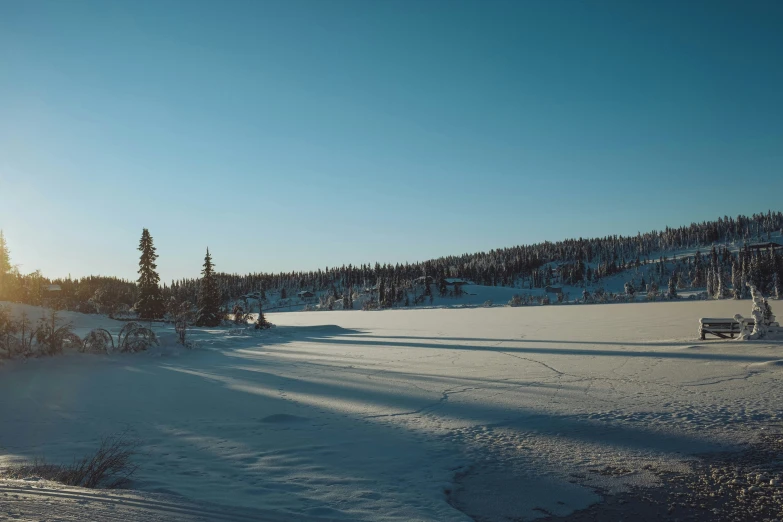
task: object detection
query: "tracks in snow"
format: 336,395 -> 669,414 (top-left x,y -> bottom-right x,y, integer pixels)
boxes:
0,482 -> 282,522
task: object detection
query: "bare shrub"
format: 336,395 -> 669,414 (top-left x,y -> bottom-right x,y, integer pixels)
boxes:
171,301 -> 194,347
1,432 -> 139,489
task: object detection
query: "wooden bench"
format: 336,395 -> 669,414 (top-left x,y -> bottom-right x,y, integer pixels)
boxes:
700,317 -> 781,340
699,317 -> 752,340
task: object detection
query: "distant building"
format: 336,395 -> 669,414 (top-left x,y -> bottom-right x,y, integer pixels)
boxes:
42,284 -> 62,309
297,291 -> 315,300
444,278 -> 469,287
748,242 -> 783,251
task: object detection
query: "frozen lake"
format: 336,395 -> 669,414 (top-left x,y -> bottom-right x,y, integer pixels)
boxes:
2,300 -> 783,520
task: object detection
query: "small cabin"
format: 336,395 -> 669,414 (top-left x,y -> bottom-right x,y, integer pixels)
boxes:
445,278 -> 468,287
297,291 -> 315,300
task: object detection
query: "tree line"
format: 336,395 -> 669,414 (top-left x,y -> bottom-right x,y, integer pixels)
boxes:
0,211 -> 781,315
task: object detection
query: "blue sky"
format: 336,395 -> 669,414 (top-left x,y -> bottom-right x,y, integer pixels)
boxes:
1,0 -> 782,283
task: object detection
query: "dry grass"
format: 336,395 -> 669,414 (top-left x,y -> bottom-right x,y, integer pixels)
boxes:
1,431 -> 139,489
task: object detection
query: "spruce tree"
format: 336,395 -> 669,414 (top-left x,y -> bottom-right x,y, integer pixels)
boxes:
135,228 -> 165,320
731,260 -> 741,299
716,268 -> 724,299
667,272 -> 678,299
692,251 -> 703,288
378,279 -> 386,308
0,230 -> 10,299
255,304 -> 271,329
195,248 -> 221,327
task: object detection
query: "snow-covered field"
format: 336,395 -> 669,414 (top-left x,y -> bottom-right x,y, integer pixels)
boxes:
2,300 -> 783,521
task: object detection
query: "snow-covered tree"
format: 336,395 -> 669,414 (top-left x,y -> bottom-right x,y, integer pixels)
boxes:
647,280 -> 659,301
667,273 -> 678,299
716,267 -> 725,299
0,230 -> 10,300
195,248 -> 221,327
378,279 -> 386,308
134,229 -> 165,320
692,251 -> 703,288
731,260 -> 741,299
737,284 -> 776,340
255,305 -> 272,330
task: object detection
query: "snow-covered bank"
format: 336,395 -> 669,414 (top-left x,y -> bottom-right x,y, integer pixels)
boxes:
1,301 -> 783,520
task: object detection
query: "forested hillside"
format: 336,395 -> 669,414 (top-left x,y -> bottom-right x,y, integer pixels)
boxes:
1,211 -> 781,314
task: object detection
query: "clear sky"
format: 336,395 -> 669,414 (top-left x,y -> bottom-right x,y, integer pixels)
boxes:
1,0 -> 782,283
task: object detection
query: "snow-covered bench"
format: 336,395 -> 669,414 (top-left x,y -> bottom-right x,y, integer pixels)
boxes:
700,317 -> 782,340
699,317 -> 753,340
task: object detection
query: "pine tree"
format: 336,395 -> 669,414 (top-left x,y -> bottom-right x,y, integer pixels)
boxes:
378,279 -> 386,309
135,228 -> 165,320
438,275 -> 448,297
195,248 -> 221,327
692,251 -> 703,288
0,230 -> 10,299
667,272 -> 678,299
731,260 -> 741,299
255,304 -> 271,329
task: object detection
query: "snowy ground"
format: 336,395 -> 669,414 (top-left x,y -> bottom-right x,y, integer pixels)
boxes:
2,300 -> 783,521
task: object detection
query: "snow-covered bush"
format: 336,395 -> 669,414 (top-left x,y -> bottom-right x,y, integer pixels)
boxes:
0,305 -> 17,357
483,300 -> 493,308
81,329 -> 114,354
507,295 -> 522,307
667,274 -> 678,299
35,310 -> 80,356
255,307 -> 273,330
117,322 -> 158,353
